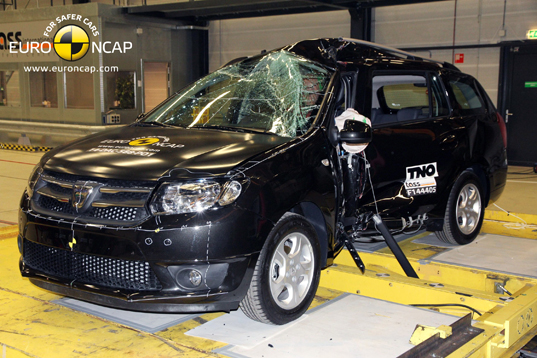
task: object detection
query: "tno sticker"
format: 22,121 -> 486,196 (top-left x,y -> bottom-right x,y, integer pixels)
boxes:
404,162 -> 438,196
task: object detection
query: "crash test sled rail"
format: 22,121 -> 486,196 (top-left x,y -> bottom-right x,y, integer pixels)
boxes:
332,214 -> 537,358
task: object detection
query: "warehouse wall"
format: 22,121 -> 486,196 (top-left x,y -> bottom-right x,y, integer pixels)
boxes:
209,0 -> 537,106
208,11 -> 350,72
374,0 -> 537,105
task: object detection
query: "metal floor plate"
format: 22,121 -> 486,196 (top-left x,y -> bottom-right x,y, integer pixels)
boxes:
55,297 -> 199,333
186,294 -> 458,358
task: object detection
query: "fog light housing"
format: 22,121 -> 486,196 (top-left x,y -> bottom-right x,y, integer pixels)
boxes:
168,263 -> 229,291
174,268 -> 205,289
189,270 -> 203,287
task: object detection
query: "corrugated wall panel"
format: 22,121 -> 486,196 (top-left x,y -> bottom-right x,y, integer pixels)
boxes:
374,0 -> 537,106
208,0 -> 537,105
208,11 -> 350,71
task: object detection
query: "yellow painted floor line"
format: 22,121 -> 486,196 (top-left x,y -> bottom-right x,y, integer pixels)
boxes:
0,225 -> 18,241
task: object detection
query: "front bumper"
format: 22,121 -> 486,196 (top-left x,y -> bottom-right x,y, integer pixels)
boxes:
20,254 -> 256,313
19,197 -> 273,313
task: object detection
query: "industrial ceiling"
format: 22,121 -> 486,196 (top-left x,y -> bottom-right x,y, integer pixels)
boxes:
127,0 -> 450,22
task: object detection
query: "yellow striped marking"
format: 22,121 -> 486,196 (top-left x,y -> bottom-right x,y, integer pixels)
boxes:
0,143 -> 52,152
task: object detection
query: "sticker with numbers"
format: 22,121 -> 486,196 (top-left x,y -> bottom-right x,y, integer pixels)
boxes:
404,162 -> 438,196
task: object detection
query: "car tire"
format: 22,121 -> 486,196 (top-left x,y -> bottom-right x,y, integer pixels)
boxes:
435,171 -> 485,245
240,213 -> 321,325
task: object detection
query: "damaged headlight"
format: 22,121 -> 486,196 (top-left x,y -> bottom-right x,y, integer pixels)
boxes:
150,180 -> 242,215
27,164 -> 43,198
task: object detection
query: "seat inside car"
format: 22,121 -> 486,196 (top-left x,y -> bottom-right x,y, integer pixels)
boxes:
371,86 -> 397,126
396,107 -> 426,122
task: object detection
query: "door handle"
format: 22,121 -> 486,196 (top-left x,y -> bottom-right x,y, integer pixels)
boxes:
440,134 -> 458,151
505,109 -> 513,123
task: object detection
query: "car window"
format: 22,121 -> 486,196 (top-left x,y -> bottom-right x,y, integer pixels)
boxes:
383,83 -> 428,110
448,76 -> 485,115
371,74 -> 448,126
142,50 -> 332,138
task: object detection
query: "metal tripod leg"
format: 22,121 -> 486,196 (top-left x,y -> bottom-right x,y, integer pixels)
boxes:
372,214 -> 419,279
344,235 -> 365,274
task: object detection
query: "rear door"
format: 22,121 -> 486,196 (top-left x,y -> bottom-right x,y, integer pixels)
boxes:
359,69 -> 466,219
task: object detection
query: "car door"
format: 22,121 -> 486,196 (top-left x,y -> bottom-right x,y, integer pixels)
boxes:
358,68 -> 467,220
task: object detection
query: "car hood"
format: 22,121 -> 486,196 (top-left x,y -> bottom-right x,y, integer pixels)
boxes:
42,126 -> 291,181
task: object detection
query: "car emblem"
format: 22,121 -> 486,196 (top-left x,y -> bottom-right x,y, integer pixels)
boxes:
72,184 -> 94,211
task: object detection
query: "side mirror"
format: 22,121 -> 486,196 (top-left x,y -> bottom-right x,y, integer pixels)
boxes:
338,119 -> 372,144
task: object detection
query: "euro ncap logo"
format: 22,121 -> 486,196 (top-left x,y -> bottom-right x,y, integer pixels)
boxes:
129,138 -> 161,146
53,25 -> 90,61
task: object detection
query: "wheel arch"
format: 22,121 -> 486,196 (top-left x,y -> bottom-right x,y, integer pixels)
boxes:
465,164 -> 490,207
289,202 -> 329,269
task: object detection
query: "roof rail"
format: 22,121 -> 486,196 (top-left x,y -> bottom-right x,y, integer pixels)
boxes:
338,38 -> 460,71
442,62 -> 461,71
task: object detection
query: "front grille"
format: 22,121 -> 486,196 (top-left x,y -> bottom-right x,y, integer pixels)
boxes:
89,206 -> 140,221
39,195 -> 74,214
24,240 -> 162,291
32,171 -> 155,225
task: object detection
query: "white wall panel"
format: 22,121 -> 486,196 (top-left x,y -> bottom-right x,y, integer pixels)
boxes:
375,0 -> 537,47
375,0 -> 536,106
208,0 -> 536,105
412,47 -> 499,104
209,11 -> 350,71
373,1 -> 458,47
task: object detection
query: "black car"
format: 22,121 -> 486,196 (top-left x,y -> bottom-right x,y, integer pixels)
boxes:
19,38 -> 507,325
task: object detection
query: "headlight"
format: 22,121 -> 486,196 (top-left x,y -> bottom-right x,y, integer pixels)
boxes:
27,164 -> 43,198
150,180 -> 243,215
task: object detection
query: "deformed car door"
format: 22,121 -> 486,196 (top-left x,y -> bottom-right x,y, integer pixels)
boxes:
359,70 -> 467,220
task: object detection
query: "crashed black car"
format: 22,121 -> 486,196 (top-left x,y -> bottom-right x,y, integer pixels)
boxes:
19,38 -> 507,325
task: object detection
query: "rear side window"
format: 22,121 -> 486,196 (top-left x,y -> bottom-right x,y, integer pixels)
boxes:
383,83 -> 428,110
448,76 -> 485,115
371,73 -> 449,126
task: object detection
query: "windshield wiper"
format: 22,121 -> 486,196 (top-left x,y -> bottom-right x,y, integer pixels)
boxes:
193,125 -> 277,135
132,121 -> 184,128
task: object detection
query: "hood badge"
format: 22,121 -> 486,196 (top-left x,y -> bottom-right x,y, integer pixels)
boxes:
72,182 -> 99,212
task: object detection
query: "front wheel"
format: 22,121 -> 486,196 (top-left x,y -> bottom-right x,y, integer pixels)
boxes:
240,213 -> 321,325
435,171 -> 485,245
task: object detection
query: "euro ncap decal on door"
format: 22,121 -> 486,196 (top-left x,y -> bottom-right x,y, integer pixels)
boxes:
404,162 -> 438,196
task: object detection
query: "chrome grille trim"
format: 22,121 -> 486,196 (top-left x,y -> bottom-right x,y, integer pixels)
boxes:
41,175 -> 75,188
100,187 -> 152,194
36,187 -> 70,203
92,200 -> 146,208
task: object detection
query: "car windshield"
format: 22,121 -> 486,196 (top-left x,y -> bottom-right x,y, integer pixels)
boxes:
141,51 -> 332,138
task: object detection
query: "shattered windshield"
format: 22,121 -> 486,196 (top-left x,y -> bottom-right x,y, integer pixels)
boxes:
142,51 -> 332,138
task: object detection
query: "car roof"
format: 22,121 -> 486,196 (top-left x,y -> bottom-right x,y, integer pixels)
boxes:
278,38 -> 461,73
